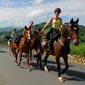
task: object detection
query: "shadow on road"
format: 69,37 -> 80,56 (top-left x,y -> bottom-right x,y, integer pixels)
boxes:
64,69 -> 85,81
20,61 -> 38,71
0,50 -> 7,53
46,61 -> 85,82
46,60 -> 85,81
19,55 -> 85,82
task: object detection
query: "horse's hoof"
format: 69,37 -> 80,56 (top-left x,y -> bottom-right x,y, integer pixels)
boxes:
44,66 -> 49,72
36,66 -> 39,70
58,77 -> 65,83
14,60 -> 18,65
15,61 -> 18,65
17,62 -> 20,66
27,68 -> 31,72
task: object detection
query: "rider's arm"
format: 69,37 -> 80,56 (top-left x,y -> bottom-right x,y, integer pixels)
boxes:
59,18 -> 63,31
41,17 -> 53,32
59,18 -> 63,35
11,32 -> 14,38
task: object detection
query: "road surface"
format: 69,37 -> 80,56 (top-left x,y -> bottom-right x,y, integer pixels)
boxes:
0,46 -> 85,85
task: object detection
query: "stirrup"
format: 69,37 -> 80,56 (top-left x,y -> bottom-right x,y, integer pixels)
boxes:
46,48 -> 50,52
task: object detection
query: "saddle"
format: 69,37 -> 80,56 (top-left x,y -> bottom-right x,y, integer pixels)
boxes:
46,30 -> 61,54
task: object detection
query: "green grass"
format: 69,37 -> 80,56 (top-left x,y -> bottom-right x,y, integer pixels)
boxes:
43,27 -> 50,35
70,42 -> 85,57
79,36 -> 85,42
0,41 -> 8,47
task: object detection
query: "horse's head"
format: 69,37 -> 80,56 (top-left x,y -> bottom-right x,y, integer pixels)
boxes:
67,18 -> 79,46
22,26 -> 31,40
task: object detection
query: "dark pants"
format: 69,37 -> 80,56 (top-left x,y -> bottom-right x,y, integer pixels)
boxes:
14,34 -> 22,44
46,28 -> 61,50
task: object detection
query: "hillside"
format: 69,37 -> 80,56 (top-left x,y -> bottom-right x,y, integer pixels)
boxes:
0,23 -> 85,57
0,22 -> 85,41
32,22 -> 85,42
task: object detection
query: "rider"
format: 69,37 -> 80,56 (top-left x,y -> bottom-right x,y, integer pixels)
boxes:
41,8 -> 63,52
11,28 -> 17,41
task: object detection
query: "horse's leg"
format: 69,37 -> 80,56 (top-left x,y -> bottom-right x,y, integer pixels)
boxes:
29,48 -> 32,61
61,55 -> 69,74
36,53 -> 41,69
36,47 -> 43,69
14,49 -> 19,65
10,45 -> 14,56
11,47 -> 17,61
13,48 -> 17,63
36,55 -> 39,69
9,45 -> 11,55
38,47 -> 45,70
8,41 -> 12,55
10,47 -> 13,56
44,52 -> 49,72
39,54 -> 42,70
26,52 -> 31,72
17,51 -> 22,66
36,53 -> 42,69
56,56 -> 65,82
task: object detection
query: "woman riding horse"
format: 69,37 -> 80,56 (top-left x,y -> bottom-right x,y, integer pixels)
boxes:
39,18 -> 79,82
41,8 -> 63,53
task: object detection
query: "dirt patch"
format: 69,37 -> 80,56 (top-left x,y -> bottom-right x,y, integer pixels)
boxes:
68,54 -> 85,65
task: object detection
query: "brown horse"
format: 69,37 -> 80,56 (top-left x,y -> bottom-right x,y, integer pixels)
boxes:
39,18 -> 80,82
11,26 -> 40,71
8,26 -> 29,64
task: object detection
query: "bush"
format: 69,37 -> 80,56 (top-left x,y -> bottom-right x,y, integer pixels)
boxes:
70,42 -> 85,57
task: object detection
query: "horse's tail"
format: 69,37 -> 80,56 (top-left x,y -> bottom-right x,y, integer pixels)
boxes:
8,39 -> 14,55
8,39 -> 12,46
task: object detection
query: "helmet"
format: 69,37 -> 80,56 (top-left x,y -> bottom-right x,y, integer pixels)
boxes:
13,28 -> 16,31
54,8 -> 61,13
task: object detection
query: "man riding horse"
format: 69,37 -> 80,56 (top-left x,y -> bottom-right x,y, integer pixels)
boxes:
41,8 -> 63,53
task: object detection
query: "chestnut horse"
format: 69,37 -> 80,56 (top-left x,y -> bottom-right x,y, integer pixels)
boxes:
8,26 -> 42,71
8,26 -> 30,65
39,18 -> 80,82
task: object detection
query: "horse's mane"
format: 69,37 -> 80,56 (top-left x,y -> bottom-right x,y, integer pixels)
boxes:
61,25 -> 68,35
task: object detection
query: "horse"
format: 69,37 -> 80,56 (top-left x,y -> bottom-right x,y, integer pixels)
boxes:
8,37 -> 18,57
38,18 -> 80,82
10,26 -> 40,71
8,26 -> 28,62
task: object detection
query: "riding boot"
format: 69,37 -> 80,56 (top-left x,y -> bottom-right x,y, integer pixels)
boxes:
47,39 -> 54,53
46,41 -> 50,51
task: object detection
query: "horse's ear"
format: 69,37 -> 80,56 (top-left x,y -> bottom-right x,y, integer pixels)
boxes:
25,26 -> 27,29
76,18 -> 79,24
24,26 -> 28,30
70,18 -> 73,24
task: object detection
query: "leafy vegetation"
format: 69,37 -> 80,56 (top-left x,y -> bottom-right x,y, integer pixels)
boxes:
70,43 -> 85,57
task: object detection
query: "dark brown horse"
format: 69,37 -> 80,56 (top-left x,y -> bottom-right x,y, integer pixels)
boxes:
38,18 -> 80,82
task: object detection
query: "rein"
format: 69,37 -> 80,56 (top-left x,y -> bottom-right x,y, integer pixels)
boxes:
57,25 -> 70,47
58,39 -> 64,46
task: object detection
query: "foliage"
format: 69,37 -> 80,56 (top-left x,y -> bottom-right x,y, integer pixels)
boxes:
70,43 -> 85,57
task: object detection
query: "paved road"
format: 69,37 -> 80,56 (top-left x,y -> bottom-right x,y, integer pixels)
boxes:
0,47 -> 85,85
